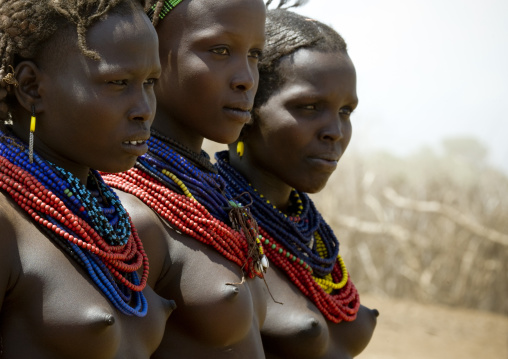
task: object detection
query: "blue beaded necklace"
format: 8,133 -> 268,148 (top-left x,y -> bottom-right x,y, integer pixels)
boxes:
0,128 -> 148,316
215,151 -> 339,278
139,130 -> 234,224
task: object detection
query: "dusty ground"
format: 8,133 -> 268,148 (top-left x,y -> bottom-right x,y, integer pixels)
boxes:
358,294 -> 508,359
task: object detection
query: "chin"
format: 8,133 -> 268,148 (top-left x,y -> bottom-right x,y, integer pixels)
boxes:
97,158 -> 137,174
297,178 -> 329,194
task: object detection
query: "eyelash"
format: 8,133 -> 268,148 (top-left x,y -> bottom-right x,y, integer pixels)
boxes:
249,50 -> 262,60
144,78 -> 157,85
301,104 -> 355,117
210,47 -> 229,56
109,78 -> 157,86
210,47 -> 262,60
339,107 -> 354,116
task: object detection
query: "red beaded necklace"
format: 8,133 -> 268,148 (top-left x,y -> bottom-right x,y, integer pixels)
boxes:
259,226 -> 359,323
0,156 -> 149,293
104,167 -> 358,322
103,168 -> 262,279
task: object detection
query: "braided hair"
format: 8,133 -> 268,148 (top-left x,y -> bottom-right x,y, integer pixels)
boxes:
0,0 -> 164,122
254,9 -> 348,111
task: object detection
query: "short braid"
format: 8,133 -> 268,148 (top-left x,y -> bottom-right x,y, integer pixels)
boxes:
253,9 -> 348,110
265,0 -> 308,9
0,0 -> 153,122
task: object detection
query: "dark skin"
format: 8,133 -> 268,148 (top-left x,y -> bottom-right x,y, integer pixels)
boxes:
229,49 -> 378,358
0,7 -> 174,358
113,0 -> 269,357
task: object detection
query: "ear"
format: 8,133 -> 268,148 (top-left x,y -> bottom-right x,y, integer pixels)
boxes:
13,61 -> 43,113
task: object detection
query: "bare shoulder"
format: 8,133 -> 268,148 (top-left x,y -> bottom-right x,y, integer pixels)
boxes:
0,193 -> 22,306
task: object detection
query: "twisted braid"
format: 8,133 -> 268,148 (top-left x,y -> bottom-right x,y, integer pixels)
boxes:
253,9 -> 348,110
265,0 -> 309,9
0,0 -> 154,122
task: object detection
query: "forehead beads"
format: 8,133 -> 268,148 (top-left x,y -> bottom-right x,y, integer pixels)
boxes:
147,0 -> 185,20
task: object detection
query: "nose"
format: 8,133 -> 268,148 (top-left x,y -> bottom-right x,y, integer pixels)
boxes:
129,86 -> 155,122
230,58 -> 256,92
320,114 -> 345,142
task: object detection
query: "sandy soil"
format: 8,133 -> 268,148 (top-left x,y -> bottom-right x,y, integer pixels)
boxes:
358,295 -> 508,359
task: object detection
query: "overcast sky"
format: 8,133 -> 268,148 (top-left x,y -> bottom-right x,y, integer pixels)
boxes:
292,0 -> 508,173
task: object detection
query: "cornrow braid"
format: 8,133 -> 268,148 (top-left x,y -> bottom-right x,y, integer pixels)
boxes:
0,0 -> 153,122
253,9 -> 348,110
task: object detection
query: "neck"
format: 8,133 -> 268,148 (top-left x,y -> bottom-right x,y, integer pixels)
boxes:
10,120 -> 90,185
151,110 -> 204,154
228,150 -> 293,212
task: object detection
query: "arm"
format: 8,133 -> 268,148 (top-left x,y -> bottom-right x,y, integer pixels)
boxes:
0,199 -> 19,315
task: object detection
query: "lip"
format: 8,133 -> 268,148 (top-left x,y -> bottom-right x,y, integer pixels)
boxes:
223,103 -> 252,124
121,134 -> 150,157
308,153 -> 340,170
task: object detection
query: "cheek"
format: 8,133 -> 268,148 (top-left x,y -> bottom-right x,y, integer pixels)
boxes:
342,121 -> 353,147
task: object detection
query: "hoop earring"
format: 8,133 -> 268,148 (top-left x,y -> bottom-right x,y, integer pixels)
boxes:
29,105 -> 36,163
236,140 -> 244,159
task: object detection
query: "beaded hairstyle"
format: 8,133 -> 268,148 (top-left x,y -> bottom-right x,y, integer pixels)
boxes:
0,0 -> 164,123
147,0 -> 185,27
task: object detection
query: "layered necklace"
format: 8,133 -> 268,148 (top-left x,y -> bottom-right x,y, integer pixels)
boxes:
215,151 -> 359,323
0,128 -> 149,316
102,130 -> 266,279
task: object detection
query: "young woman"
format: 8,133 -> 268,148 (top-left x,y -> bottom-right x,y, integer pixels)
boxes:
102,0 -> 268,357
216,9 -> 379,358
0,1 -> 174,357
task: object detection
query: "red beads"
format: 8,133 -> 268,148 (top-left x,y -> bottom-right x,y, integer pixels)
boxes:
0,156 -> 149,292
103,169 -> 261,279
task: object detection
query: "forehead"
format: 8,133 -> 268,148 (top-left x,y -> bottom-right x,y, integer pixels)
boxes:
41,9 -> 159,73
278,49 -> 356,87
272,49 -> 358,104
159,0 -> 265,42
87,10 -> 158,60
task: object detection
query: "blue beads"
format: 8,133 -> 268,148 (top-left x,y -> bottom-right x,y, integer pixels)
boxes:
0,128 -> 146,317
215,151 -> 340,277
139,134 -> 237,224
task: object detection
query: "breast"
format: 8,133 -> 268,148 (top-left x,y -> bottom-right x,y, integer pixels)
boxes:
261,266 -> 377,359
0,216 -> 173,359
261,266 -> 330,358
161,233 -> 267,347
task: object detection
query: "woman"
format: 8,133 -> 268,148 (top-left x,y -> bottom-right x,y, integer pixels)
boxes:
102,0 -> 269,357
216,9 -> 379,358
0,1 -> 174,357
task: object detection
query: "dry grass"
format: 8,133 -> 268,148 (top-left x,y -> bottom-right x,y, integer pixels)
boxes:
311,141 -> 508,316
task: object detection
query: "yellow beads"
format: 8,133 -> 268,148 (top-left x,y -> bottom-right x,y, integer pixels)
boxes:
312,254 -> 349,293
313,232 -> 349,293
162,169 -> 195,200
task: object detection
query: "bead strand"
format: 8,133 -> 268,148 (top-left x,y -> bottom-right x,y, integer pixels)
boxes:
0,129 -> 149,316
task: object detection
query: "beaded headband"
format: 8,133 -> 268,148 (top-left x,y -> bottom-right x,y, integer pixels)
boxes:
147,0 -> 185,20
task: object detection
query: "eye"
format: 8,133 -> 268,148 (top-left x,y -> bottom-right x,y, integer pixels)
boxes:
248,49 -> 262,60
109,80 -> 127,86
339,107 -> 354,117
301,104 -> 317,110
210,47 -> 230,56
144,78 -> 158,85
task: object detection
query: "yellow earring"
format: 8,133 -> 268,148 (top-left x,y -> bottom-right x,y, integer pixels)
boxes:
29,105 -> 36,163
236,140 -> 244,159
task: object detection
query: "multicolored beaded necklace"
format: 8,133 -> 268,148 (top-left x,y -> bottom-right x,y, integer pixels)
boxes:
102,131 -> 266,278
0,128 -> 149,316
215,151 -> 359,323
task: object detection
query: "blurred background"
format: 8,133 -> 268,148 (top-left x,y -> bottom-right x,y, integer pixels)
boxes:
206,0 -> 508,357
